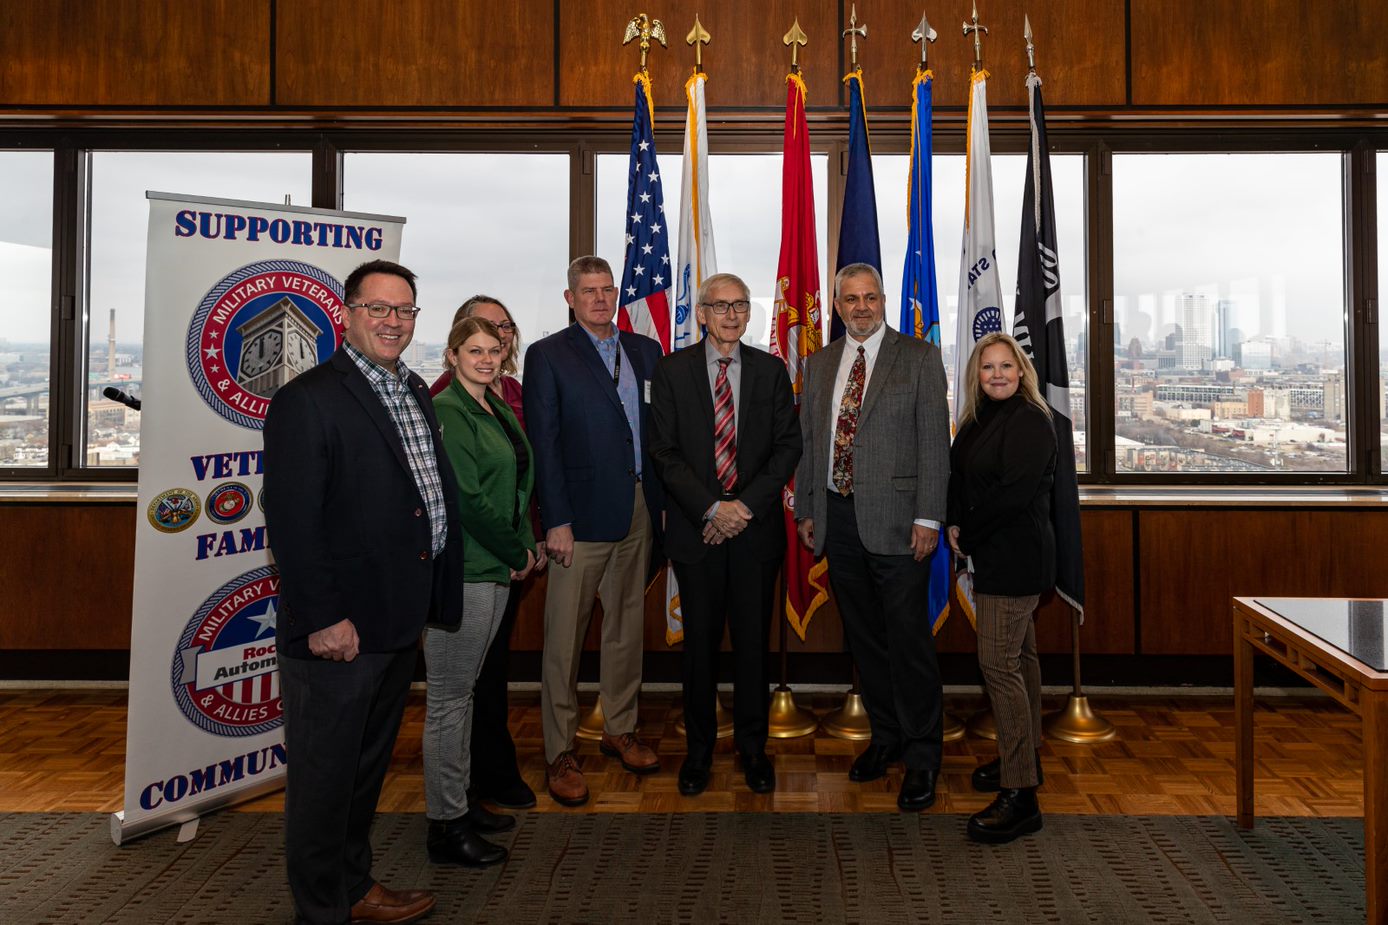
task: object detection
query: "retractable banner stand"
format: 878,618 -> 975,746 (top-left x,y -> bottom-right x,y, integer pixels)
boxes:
112,193 -> 404,845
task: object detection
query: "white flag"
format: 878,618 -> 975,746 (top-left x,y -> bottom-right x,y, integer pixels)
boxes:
954,68 -> 1005,424
673,71 -> 717,353
666,70 -> 720,646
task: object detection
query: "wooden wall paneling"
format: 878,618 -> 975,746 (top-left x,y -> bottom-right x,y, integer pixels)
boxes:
859,0 -> 1128,110
275,0 -> 555,107
557,0 -> 839,111
0,505 -> 136,649
935,508 -> 1135,655
1131,0 -> 1388,107
1139,509 -> 1388,656
0,1 -> 271,107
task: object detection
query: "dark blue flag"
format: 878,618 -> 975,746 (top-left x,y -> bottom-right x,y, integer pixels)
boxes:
831,71 -> 881,341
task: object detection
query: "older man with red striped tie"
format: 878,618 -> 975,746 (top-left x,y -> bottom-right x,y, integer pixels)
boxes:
649,272 -> 803,798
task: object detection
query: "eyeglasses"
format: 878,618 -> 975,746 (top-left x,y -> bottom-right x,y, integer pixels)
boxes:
348,302 -> 421,320
492,321 -> 516,334
701,300 -> 751,315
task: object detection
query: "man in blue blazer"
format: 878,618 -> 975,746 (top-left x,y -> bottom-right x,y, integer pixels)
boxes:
265,260 -> 465,925
523,255 -> 665,807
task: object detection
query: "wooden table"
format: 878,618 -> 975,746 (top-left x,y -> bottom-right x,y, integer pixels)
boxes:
1235,596 -> 1388,923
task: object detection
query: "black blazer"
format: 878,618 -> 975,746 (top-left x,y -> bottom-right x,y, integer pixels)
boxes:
523,323 -> 665,542
649,341 -> 803,564
263,348 -> 466,659
946,394 -> 1057,597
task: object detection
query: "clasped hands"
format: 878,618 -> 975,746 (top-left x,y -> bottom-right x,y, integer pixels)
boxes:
704,500 -> 752,545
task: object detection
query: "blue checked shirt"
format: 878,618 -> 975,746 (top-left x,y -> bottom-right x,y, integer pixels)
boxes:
344,343 -> 448,557
584,327 -> 642,480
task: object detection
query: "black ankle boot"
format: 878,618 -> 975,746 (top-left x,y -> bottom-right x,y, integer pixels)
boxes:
426,817 -> 508,867
966,787 -> 1043,844
970,751 -> 1045,793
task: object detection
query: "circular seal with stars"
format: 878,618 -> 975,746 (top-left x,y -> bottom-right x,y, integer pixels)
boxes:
185,260 -> 345,430
170,565 -> 284,738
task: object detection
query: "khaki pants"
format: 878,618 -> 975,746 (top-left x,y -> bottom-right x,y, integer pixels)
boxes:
540,485 -> 652,763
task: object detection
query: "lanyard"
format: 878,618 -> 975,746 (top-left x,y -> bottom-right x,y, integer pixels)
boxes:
611,341 -> 622,386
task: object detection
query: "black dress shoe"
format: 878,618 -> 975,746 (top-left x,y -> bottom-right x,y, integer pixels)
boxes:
426,818 -> 508,867
465,803 -> 516,833
967,787 -> 1043,844
970,752 -> 1044,794
849,743 -> 901,783
475,778 -> 537,810
742,753 -> 775,794
678,758 -> 711,797
897,768 -> 938,812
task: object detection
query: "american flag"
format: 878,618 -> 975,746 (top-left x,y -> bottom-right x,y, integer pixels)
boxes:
617,74 -> 672,353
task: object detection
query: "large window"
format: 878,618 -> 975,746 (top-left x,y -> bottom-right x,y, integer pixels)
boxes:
85,152 -> 312,467
596,152 -> 830,351
0,152 -> 54,469
1112,153 -> 1346,474
344,152 -> 571,386
874,153 -> 1088,465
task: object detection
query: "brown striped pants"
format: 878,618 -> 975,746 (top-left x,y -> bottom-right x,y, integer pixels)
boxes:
976,592 -> 1042,789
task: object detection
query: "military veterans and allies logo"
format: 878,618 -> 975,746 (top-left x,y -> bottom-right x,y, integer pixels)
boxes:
206,482 -> 253,526
186,260 -> 345,429
171,565 -> 283,737
148,488 -> 202,533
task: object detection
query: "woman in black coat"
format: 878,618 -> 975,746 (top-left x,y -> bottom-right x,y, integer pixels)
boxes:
946,331 -> 1057,844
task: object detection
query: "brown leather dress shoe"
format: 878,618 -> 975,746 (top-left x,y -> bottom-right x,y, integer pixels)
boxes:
599,731 -> 660,774
349,883 -> 436,924
547,751 -> 590,806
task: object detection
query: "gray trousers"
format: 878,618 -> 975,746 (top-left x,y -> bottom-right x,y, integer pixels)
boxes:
423,581 -> 510,821
976,593 -> 1043,789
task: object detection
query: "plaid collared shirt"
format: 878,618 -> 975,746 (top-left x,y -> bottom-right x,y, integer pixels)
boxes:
344,343 -> 448,557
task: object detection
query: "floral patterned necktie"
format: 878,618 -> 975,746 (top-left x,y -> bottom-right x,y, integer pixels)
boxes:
832,346 -> 866,495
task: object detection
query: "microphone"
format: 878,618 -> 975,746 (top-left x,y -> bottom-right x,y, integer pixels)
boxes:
103,386 -> 142,411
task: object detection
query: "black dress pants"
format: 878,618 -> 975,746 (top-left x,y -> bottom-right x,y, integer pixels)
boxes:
468,580 -> 525,796
824,491 -> 944,771
673,538 -> 779,763
278,648 -> 414,925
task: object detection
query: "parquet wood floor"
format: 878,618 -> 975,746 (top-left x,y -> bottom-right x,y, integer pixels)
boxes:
0,689 -> 1365,817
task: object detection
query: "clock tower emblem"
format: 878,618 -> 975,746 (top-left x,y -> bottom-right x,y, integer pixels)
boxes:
235,296 -> 324,400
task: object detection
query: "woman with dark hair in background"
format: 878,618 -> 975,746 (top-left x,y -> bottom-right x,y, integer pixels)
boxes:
946,331 -> 1057,845
424,315 -> 539,867
430,296 -> 542,813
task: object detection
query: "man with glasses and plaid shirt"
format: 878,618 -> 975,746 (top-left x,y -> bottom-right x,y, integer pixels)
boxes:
265,259 -> 465,925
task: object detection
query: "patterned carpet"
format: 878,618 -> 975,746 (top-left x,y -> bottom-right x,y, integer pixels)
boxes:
0,811 -> 1365,924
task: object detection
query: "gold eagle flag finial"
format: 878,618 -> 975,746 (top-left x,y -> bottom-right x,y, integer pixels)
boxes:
623,12 -> 668,74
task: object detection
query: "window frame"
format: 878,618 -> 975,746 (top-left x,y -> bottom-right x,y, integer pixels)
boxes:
0,124 -> 1382,487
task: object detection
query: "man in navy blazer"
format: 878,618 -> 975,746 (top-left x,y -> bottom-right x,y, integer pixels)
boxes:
265,260 -> 464,924
523,255 -> 665,807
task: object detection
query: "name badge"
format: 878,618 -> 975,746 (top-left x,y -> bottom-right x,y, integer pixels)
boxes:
643,380 -> 652,403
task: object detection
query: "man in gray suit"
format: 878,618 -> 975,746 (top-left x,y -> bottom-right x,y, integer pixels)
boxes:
794,262 -> 951,812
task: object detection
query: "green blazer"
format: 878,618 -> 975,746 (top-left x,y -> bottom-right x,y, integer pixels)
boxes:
434,378 -> 537,583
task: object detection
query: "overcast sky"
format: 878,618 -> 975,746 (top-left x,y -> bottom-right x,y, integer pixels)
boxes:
0,149 -> 1377,372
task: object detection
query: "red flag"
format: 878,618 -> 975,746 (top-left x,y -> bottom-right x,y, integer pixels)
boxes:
770,73 -> 829,641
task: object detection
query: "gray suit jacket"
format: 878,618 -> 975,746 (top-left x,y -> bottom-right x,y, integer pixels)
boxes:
794,327 -> 951,557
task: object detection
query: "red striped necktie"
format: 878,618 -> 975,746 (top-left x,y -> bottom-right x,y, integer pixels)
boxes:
713,357 -> 737,492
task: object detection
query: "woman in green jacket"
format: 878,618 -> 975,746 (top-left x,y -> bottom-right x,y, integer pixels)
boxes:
423,315 -> 539,868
